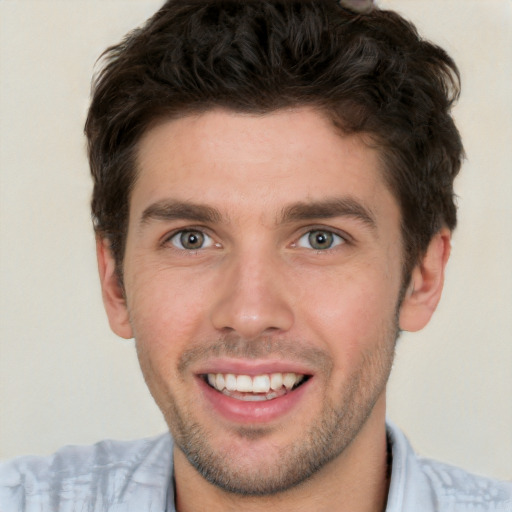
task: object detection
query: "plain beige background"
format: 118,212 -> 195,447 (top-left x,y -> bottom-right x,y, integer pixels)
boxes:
1,0 -> 511,480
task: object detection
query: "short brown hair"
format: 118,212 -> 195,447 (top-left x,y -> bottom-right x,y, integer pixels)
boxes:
86,0 -> 463,277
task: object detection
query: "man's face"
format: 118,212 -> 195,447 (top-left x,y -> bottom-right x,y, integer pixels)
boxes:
111,108 -> 406,494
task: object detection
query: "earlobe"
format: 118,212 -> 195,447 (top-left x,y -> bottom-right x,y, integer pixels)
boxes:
399,228 -> 451,332
96,236 -> 133,339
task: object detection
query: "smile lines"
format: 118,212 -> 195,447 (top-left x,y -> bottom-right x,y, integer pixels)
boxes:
205,372 -> 306,400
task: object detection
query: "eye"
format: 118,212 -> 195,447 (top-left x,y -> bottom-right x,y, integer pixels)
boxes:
169,230 -> 214,250
297,230 -> 344,250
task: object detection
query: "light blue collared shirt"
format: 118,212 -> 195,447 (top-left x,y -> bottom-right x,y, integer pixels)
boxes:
1,423 -> 511,511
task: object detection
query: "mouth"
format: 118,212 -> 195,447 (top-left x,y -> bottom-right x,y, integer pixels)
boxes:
195,360 -> 316,424
202,372 -> 310,402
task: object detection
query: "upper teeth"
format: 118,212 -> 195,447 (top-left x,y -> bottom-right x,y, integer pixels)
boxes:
207,372 -> 304,393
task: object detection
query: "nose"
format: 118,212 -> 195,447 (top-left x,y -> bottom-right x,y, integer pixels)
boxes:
210,250 -> 294,339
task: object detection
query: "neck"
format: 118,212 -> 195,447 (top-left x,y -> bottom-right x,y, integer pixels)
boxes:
173,396 -> 390,512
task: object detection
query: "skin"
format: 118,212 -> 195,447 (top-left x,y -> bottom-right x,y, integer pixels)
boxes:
98,108 -> 450,512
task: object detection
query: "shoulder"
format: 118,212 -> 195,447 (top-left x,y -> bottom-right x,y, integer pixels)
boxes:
0,433 -> 173,512
418,456 -> 512,512
386,422 -> 512,512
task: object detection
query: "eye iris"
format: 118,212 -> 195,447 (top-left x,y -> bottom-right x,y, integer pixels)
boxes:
180,231 -> 204,249
309,230 -> 333,250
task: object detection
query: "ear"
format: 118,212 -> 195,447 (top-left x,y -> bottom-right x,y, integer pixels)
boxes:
399,228 -> 451,332
96,236 -> 133,339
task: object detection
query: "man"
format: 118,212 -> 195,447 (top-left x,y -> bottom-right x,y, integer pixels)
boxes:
1,1 -> 511,511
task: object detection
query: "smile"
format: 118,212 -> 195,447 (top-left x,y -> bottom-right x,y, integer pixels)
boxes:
204,372 -> 308,401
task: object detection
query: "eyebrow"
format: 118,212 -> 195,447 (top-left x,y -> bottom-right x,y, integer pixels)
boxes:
139,197 -> 377,231
280,198 -> 377,230
140,200 -> 222,226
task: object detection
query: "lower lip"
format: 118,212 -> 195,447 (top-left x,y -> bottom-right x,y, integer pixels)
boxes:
197,376 -> 313,424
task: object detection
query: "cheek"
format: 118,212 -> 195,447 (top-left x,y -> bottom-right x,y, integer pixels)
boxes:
126,266 -> 213,358
296,261 -> 400,358
128,272 -> 209,403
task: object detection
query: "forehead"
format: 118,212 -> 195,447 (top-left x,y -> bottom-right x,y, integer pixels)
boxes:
132,108 -> 397,224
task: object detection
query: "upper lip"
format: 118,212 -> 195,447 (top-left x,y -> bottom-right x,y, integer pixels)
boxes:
194,358 -> 315,376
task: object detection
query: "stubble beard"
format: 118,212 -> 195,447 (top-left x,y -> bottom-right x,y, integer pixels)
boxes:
146,322 -> 398,497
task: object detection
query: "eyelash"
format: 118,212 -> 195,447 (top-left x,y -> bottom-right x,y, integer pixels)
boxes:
163,226 -> 349,252
295,229 -> 347,251
165,229 -> 216,251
